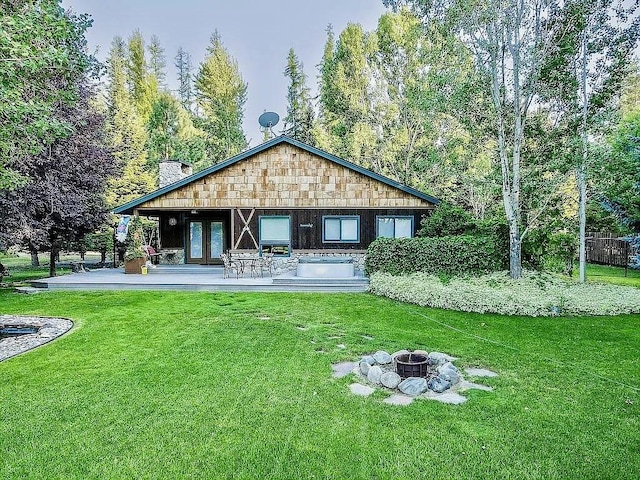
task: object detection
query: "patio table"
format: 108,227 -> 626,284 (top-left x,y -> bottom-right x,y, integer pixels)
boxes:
233,256 -> 261,277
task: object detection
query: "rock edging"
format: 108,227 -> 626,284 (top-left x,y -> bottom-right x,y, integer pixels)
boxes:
0,315 -> 73,362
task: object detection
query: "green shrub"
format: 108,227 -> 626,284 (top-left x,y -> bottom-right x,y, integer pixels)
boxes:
369,271 -> 640,316
83,229 -> 114,263
418,202 -> 476,237
365,235 -> 508,276
124,216 -> 146,261
523,229 -> 578,275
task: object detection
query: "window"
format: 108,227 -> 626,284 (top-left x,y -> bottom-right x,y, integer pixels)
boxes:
323,216 -> 360,243
377,216 -> 414,239
259,216 -> 291,256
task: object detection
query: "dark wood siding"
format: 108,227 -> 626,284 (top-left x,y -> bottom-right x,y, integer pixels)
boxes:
233,208 -> 432,250
159,212 -> 186,248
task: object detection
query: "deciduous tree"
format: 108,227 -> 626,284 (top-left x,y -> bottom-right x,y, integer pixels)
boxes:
0,0 -> 95,190
0,78 -> 116,276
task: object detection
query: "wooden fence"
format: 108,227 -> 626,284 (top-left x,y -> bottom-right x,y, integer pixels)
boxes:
585,232 -> 633,268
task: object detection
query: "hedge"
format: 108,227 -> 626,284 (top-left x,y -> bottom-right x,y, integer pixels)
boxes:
365,235 -> 508,277
369,271 -> 640,316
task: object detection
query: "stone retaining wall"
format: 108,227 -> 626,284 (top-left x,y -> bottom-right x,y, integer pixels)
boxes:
271,251 -> 366,275
158,249 -> 185,265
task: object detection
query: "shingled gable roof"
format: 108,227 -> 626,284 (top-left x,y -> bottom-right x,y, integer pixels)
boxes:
113,135 -> 440,214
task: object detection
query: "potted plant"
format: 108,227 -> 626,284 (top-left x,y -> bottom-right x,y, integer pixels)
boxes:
124,216 -> 146,274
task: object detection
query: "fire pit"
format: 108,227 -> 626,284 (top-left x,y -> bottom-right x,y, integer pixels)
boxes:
395,352 -> 431,379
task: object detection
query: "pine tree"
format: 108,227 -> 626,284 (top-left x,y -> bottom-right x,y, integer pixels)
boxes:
127,30 -> 147,106
175,47 -> 194,113
148,34 -> 167,88
105,36 -> 155,206
317,23 -> 378,169
127,30 -> 158,121
147,91 -> 206,168
282,48 -> 316,145
194,31 -> 248,165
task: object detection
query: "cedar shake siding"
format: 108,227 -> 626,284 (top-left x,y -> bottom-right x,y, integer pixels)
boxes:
132,143 -> 432,210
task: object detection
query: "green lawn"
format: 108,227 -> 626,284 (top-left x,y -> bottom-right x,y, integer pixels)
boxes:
0,252 -> 106,286
579,263 -> 640,288
1,290 -> 638,479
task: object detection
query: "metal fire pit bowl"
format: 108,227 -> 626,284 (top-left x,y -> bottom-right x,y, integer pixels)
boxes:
395,353 -> 430,379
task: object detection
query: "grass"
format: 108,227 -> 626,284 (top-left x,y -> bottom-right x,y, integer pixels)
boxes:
1,290 -> 638,479
0,252 -> 105,287
578,263 -> 640,288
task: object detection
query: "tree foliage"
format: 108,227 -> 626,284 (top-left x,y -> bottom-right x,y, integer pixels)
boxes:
601,69 -> 640,230
148,34 -> 166,88
194,31 -> 248,165
282,48 -> 316,145
315,12 -> 497,218
0,78 -> 115,276
147,91 -> 206,168
317,24 -> 378,168
105,36 -> 155,206
175,46 -> 194,113
383,0 -> 640,279
0,0 -> 96,189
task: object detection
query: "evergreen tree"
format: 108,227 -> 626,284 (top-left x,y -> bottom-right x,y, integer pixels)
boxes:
127,30 -> 158,121
105,36 -> 155,205
194,31 -> 247,165
599,65 -> 640,230
148,34 -> 167,88
127,30 -> 147,106
282,48 -> 316,145
147,91 -> 206,168
175,47 -> 194,112
317,23 -> 378,169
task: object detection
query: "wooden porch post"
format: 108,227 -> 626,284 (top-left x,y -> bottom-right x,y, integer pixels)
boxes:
230,208 -> 235,252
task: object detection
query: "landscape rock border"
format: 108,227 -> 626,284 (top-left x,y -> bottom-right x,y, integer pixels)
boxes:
0,315 -> 73,362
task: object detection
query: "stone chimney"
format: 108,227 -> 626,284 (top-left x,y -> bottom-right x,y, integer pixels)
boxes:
159,160 -> 193,188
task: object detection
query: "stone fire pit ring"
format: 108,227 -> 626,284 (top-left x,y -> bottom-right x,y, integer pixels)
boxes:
359,349 -> 460,395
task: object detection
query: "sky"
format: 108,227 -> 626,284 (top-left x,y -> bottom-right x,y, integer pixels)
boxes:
61,0 -> 389,146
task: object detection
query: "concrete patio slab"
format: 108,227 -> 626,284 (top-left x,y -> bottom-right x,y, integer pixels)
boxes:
29,266 -> 369,293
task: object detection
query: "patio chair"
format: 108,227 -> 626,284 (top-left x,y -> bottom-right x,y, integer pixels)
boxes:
220,253 -> 240,279
256,253 -> 274,277
143,245 -> 162,265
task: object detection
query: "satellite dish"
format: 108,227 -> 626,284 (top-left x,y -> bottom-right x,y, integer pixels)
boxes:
258,111 -> 280,141
259,111 -> 280,128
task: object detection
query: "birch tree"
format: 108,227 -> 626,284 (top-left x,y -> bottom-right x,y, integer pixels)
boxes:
386,0 -> 569,278
572,0 -> 639,282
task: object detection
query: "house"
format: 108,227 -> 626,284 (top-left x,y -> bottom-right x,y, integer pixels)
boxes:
114,135 -> 439,270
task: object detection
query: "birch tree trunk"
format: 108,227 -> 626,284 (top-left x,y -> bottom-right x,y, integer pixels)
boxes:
578,29 -> 588,283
